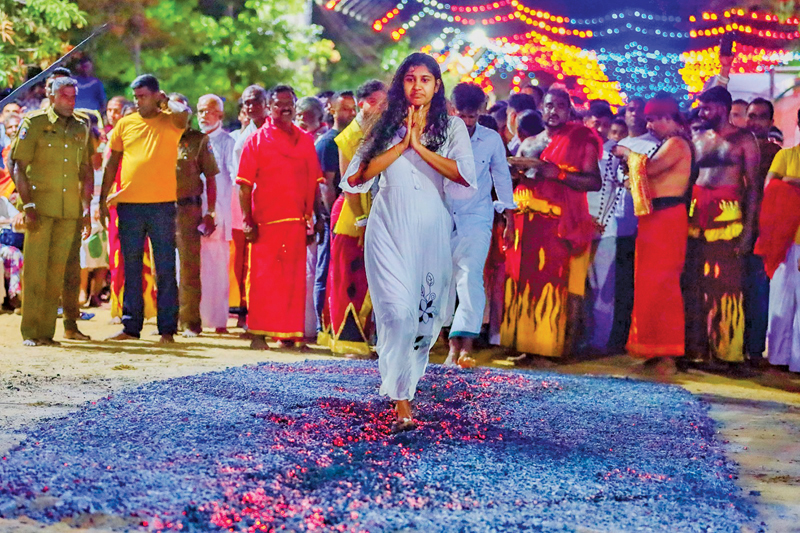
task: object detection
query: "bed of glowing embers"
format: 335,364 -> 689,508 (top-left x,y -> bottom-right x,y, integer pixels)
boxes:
0,361 -> 755,532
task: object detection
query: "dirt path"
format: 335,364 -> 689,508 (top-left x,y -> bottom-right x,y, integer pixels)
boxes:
1,308 -> 798,531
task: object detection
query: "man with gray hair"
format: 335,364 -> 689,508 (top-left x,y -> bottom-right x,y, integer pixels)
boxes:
169,92 -> 218,337
197,93 -> 235,333
11,76 -> 93,346
295,96 -> 327,140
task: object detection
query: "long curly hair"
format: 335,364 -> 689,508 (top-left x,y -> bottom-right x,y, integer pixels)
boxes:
359,53 -> 449,166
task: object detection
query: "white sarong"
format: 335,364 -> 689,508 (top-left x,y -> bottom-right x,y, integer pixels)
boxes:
767,243 -> 800,372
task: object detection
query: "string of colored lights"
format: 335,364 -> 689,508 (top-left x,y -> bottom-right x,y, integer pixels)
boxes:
680,44 -> 800,93
361,0 -> 798,43
320,0 -> 800,102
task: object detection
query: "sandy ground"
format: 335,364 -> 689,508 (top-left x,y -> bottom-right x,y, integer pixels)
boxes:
1,307 -> 799,532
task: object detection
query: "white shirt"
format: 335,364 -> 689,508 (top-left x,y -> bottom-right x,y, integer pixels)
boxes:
205,126 -> 236,241
232,121 -> 260,230
588,138 -> 622,237
448,124 -> 515,223
0,196 -> 18,228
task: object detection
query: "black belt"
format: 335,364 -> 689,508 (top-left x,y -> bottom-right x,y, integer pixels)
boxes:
652,196 -> 686,211
177,195 -> 202,207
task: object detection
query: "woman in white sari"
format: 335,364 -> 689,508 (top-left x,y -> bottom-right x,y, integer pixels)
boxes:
342,53 -> 476,431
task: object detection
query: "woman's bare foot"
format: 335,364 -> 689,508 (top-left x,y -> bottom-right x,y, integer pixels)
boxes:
215,327 -> 229,334
278,339 -> 295,349
22,339 -> 40,347
395,399 -> 413,419
250,336 -> 270,350
393,400 -> 416,432
158,334 -> 176,344
105,330 -> 137,341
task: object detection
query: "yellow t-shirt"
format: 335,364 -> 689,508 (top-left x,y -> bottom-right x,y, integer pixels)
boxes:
332,118 -> 370,237
108,112 -> 184,204
769,144 -> 800,178
334,118 -> 363,162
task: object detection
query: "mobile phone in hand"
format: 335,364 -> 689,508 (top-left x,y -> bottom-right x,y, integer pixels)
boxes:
720,31 -> 737,57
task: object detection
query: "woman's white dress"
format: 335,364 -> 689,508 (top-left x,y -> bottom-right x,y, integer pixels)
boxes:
341,116 -> 476,400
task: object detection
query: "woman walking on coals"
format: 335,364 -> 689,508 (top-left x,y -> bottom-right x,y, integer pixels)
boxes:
341,53 -> 476,431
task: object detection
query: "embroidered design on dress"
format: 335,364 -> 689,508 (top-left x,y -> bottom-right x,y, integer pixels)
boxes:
419,272 -> 437,324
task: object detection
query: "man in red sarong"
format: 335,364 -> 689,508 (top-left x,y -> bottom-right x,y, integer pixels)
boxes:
236,85 -> 322,350
612,95 -> 693,376
503,88 -> 601,362
686,87 -> 760,369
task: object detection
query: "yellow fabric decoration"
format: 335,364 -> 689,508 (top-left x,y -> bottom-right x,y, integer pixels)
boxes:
627,151 -> 653,216
333,194 -> 372,237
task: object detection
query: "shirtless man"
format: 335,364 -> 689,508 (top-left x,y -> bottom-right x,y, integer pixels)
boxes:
686,86 -> 760,369
503,88 -> 601,363
613,95 -> 692,376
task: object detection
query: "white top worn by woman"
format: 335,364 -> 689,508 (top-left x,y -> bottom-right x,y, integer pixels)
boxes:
341,115 -> 477,401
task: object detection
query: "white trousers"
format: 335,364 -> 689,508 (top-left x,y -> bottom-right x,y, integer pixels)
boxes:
767,244 -> 800,372
305,242 -> 318,339
447,215 -> 492,337
200,237 -> 231,329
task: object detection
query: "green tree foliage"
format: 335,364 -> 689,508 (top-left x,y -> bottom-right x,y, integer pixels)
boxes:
0,0 -> 87,86
321,38 -> 413,90
79,0 -> 333,115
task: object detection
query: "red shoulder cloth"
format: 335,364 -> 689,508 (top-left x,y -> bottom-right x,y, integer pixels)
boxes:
534,123 -> 601,254
754,179 -> 800,278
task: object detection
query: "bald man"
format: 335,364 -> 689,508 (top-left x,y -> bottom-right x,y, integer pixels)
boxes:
197,94 -> 236,333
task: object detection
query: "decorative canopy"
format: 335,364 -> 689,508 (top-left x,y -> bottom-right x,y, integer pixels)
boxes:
318,0 -> 800,104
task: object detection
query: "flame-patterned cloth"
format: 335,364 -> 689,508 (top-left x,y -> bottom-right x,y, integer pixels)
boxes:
688,184 -> 743,242
685,185 -> 745,363
500,123 -> 600,357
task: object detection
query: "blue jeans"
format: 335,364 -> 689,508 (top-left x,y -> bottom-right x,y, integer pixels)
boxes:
744,254 -> 769,359
313,218 -> 331,332
117,202 -> 178,337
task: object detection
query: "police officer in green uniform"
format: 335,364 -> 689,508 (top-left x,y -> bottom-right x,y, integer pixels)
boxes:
6,67 -> 95,340
169,93 -> 218,337
12,76 -> 92,346
46,67 -> 96,340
